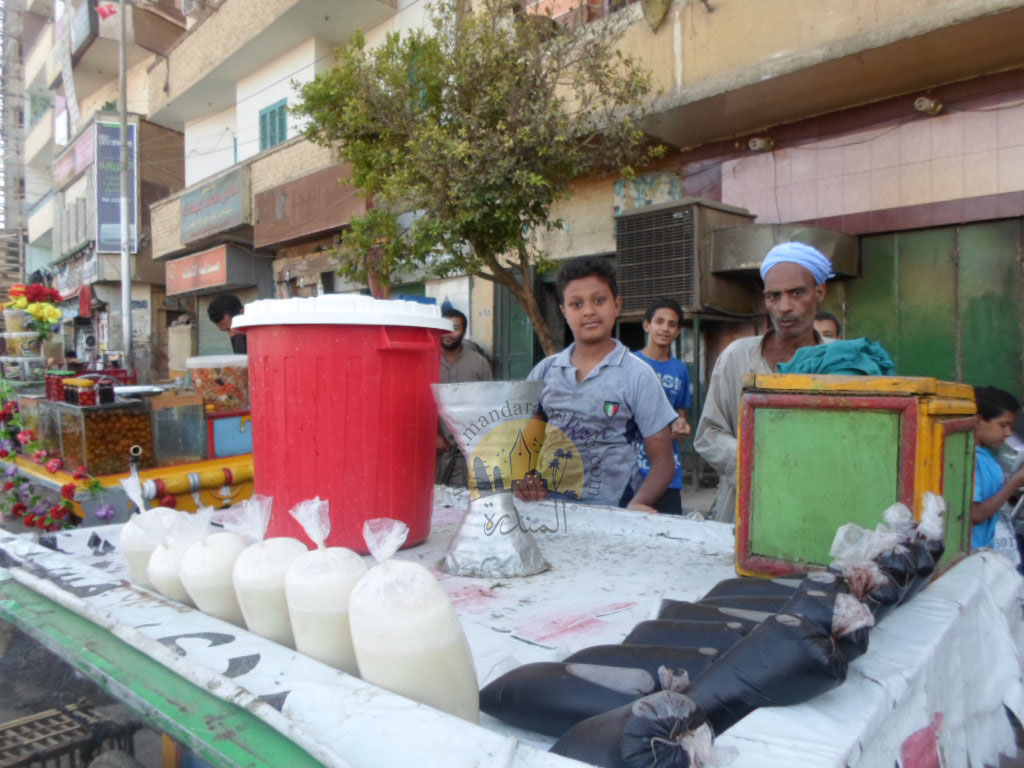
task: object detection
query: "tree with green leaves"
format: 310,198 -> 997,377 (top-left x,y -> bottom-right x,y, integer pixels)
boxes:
295,0 -> 661,355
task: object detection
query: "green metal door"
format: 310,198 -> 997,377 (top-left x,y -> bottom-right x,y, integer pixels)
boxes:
495,279 -> 537,380
849,220 -> 1023,398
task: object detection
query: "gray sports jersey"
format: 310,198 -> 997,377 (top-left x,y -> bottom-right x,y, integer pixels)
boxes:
527,339 -> 676,507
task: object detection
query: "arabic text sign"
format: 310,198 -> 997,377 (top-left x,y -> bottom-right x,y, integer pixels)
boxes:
180,168 -> 247,244
53,124 -> 94,190
166,246 -> 230,296
94,121 -> 139,253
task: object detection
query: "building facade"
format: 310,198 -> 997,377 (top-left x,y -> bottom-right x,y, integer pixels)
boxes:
19,0 -> 186,379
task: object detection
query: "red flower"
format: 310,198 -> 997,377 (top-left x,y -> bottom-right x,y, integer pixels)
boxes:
73,466 -> 89,480
50,506 -> 67,520
10,502 -> 25,516
24,284 -> 49,303
23,514 -> 35,526
31,450 -> 48,463
3,481 -> 13,491
8,284 -> 25,298
45,458 -> 63,473
47,287 -> 62,303
0,450 -> 9,458
60,483 -> 76,501
16,430 -> 35,445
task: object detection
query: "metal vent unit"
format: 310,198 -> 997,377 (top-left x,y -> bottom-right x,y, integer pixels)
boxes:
615,199 -> 755,317
616,205 -> 696,315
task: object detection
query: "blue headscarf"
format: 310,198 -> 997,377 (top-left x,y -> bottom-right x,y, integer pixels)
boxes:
760,242 -> 835,285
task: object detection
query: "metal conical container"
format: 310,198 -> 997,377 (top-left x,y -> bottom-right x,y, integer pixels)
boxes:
433,381 -> 549,577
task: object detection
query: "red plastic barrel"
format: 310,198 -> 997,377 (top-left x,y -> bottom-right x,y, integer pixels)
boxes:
235,297 -> 451,552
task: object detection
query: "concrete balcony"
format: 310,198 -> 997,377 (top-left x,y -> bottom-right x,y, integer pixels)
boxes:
23,20 -> 52,92
614,0 -> 1024,149
25,108 -> 54,171
146,0 -> 397,129
28,196 -> 54,247
26,0 -> 54,16
46,1 -> 185,105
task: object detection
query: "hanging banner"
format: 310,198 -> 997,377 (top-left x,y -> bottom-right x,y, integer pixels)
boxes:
94,121 -> 139,254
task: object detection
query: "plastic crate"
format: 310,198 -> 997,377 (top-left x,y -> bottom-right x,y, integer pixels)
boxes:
0,704 -> 141,768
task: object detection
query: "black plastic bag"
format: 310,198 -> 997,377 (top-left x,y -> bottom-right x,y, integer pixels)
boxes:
876,544 -> 917,602
479,661 -> 658,737
624,620 -> 750,651
899,539 -> 937,602
564,644 -> 719,683
701,576 -> 803,601
698,594 -> 791,612
657,599 -> 767,627
685,613 -> 849,736
778,571 -> 849,632
551,690 -> 710,768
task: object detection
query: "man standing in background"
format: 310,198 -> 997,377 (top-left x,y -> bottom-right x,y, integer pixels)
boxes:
694,242 -> 834,522
437,307 -> 492,486
632,298 -> 692,514
207,294 -> 247,354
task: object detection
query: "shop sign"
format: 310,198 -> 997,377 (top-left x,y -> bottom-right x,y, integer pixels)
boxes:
166,246 -> 229,295
180,168 -> 248,244
53,249 -> 99,295
94,121 -> 139,254
254,164 -> 367,247
53,124 -> 95,190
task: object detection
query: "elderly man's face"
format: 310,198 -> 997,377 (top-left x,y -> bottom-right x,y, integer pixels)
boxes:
763,263 -> 826,341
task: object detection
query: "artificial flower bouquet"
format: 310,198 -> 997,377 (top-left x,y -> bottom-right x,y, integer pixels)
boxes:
4,283 -> 63,339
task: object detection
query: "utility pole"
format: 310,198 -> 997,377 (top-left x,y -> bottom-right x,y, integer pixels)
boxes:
118,0 -> 132,369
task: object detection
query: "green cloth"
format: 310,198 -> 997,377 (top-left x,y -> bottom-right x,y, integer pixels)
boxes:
777,338 -> 895,376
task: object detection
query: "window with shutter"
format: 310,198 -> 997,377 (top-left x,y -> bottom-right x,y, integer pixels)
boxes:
259,99 -> 288,152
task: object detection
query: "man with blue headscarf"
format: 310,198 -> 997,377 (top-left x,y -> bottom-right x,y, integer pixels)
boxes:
694,242 -> 834,523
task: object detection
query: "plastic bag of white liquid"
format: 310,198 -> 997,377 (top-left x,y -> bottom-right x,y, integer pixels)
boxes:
227,495 -> 307,647
284,497 -> 367,675
147,507 -> 213,605
178,497 -> 270,626
180,530 -> 250,626
119,507 -> 179,588
349,518 -> 480,723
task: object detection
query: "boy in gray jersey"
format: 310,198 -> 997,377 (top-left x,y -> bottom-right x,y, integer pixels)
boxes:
514,257 -> 676,510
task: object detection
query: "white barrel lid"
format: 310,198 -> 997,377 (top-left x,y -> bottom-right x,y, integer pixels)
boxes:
2,331 -> 41,338
186,354 -> 249,368
232,295 -> 453,332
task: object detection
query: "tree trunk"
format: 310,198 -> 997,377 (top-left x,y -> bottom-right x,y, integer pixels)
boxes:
477,249 -> 559,358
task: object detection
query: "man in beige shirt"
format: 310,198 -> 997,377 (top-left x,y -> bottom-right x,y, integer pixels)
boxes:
694,242 -> 834,523
437,307 -> 493,486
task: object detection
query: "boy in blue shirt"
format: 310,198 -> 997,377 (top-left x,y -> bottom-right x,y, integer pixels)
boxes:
632,298 -> 693,514
514,257 -> 676,512
971,386 -> 1024,555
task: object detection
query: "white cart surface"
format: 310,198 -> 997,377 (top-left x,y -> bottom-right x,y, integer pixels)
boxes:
0,498 -> 1021,767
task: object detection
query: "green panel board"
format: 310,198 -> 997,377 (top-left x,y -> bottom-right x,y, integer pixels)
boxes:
750,408 -> 901,566
940,429 -> 974,565
894,228 -> 957,380
847,235 -> 899,366
0,576 -> 321,768
957,220 -> 1023,399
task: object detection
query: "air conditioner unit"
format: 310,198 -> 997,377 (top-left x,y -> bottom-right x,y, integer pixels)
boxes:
615,198 -> 755,317
182,0 -> 205,18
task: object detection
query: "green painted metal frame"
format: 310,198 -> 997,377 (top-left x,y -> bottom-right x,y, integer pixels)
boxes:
0,572 -> 321,768
736,392 -> 919,576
